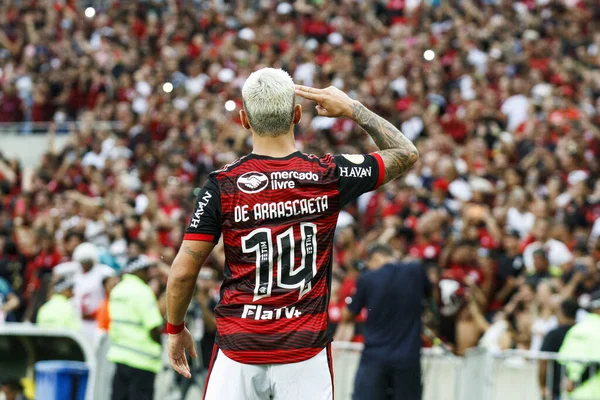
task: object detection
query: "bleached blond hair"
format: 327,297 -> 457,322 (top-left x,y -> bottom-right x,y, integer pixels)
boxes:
241,68 -> 295,137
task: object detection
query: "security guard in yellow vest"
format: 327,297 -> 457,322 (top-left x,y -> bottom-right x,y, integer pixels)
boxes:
37,278 -> 80,331
107,255 -> 163,400
559,290 -> 600,400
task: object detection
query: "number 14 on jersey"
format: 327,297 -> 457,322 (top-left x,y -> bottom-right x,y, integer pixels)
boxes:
242,223 -> 317,302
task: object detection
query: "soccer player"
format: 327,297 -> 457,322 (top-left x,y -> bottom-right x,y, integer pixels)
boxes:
166,68 -> 419,400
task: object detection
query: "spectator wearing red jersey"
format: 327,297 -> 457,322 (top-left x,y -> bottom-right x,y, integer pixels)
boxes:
0,83 -> 24,123
24,235 -> 61,299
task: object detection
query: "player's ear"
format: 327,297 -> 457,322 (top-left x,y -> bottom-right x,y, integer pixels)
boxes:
292,104 -> 302,125
240,109 -> 251,130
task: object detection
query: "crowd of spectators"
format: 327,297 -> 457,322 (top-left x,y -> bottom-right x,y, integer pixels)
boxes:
1,0 -> 600,364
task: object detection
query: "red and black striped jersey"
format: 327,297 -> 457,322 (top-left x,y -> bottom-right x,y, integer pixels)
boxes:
183,151 -> 384,364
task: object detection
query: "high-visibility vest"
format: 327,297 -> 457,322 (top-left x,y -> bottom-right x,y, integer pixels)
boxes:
559,313 -> 600,399
107,274 -> 163,373
37,294 -> 81,331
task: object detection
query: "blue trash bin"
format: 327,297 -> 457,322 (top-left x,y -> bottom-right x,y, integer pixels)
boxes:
35,361 -> 89,400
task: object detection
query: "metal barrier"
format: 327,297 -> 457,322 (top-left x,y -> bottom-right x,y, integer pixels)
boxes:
329,344 -> 600,400
94,333 -> 115,400
330,342 -> 464,400
142,341 -> 464,400
463,348 -> 600,400
0,121 -> 122,134
3,325 -> 597,400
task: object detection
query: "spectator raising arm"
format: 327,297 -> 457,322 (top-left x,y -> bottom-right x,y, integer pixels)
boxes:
1,292 -> 20,320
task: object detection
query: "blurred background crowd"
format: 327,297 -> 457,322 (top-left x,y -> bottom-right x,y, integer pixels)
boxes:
1,0 -> 600,381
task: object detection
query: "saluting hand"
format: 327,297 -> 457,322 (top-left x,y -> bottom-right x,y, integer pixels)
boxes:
295,85 -> 358,119
168,327 -> 197,379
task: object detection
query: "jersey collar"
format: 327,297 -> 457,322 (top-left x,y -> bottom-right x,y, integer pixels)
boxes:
246,151 -> 301,161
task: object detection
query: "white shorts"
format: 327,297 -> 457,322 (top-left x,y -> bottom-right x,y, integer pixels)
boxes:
203,346 -> 334,400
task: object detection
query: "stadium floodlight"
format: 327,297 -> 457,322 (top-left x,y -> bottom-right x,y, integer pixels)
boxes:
225,100 -> 236,111
423,50 -> 435,61
162,82 -> 173,93
85,7 -> 96,18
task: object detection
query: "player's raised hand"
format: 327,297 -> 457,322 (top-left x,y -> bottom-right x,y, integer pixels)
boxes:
295,85 -> 357,119
168,327 -> 197,379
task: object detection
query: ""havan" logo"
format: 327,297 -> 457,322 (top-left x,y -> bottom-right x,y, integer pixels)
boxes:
339,166 -> 371,178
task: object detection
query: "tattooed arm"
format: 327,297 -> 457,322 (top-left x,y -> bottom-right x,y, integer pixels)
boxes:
351,102 -> 419,183
167,240 -> 216,326
295,85 -> 419,184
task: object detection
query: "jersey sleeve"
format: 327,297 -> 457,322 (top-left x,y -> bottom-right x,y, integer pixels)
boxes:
183,174 -> 222,243
333,153 -> 385,207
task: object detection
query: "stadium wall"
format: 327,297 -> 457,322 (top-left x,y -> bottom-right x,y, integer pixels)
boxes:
0,133 -> 68,167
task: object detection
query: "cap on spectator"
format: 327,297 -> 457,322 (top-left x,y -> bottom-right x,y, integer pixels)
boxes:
449,180 -> 472,202
470,177 -> 493,193
123,255 -> 154,274
477,247 -> 491,258
218,68 -> 235,83
54,277 -> 75,293
305,38 -> 319,52
328,32 -> 343,46
238,27 -> 255,42
489,47 -> 502,60
120,174 -> 142,192
432,178 -> 449,192
404,173 -> 422,189
567,170 -> 589,186
505,229 -> 521,239
523,29 -> 540,41
73,242 -> 99,265
135,81 -> 152,97
499,131 -> 514,145
276,2 -> 293,14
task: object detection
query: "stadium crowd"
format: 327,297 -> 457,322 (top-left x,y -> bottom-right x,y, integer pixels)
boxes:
1,0 -> 600,373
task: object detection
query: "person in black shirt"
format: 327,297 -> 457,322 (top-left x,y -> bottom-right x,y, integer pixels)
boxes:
528,249 -> 552,288
344,244 -> 431,400
0,240 -> 27,321
495,231 -> 525,306
539,298 -> 578,400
